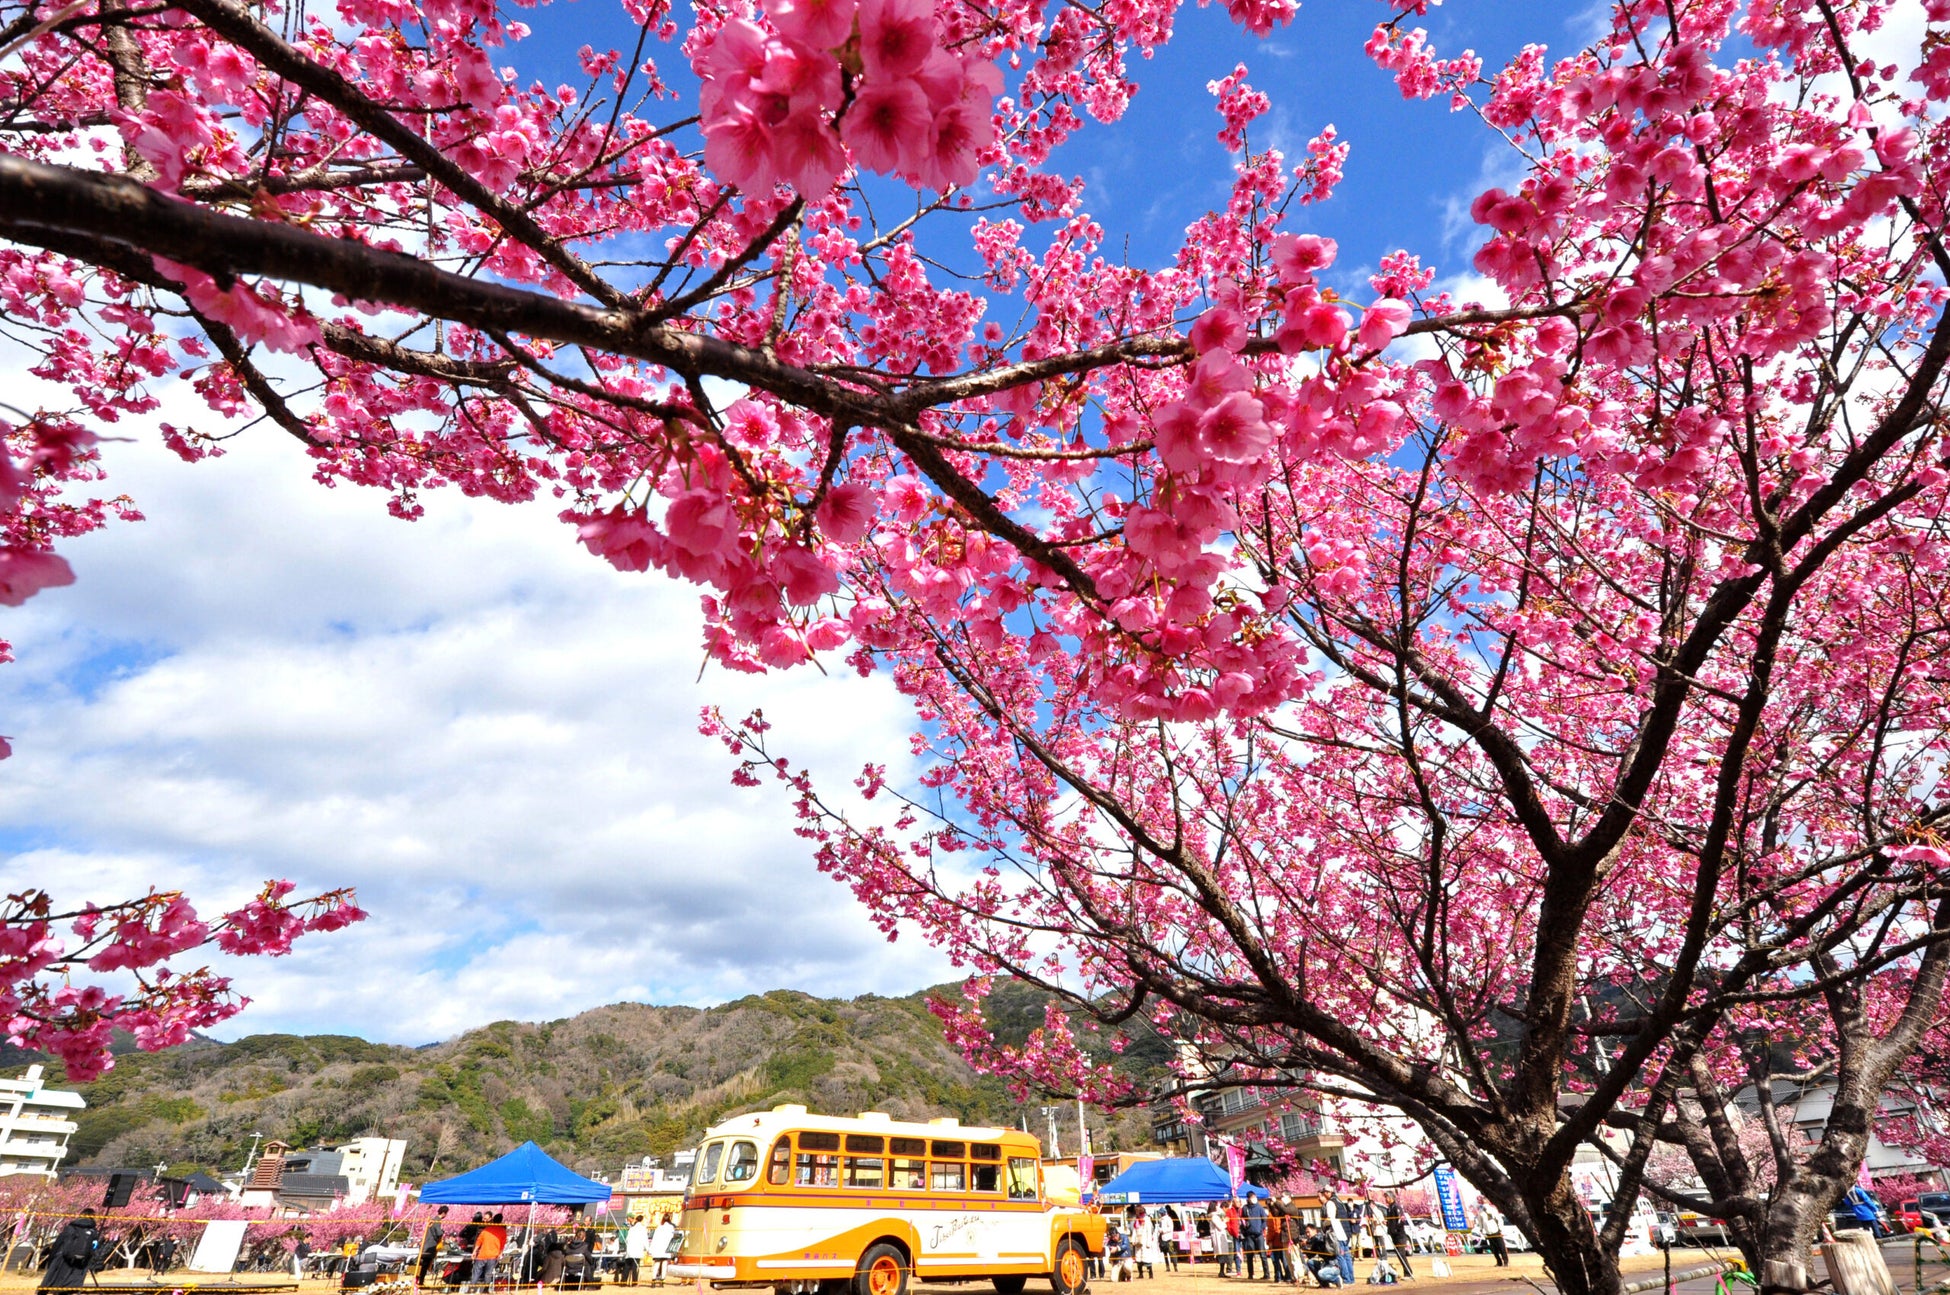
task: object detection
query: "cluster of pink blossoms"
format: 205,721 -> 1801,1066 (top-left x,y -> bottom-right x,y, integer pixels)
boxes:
0,419 -> 100,610
574,425 -> 878,669
3,885 -> 365,1080
695,0 -> 1001,197
1076,230 -> 1413,720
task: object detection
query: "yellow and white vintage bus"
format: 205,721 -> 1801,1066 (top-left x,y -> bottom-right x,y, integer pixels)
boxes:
668,1106 -> 1105,1295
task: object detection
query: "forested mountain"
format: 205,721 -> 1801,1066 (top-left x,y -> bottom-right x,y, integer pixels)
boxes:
34,982 -> 1169,1179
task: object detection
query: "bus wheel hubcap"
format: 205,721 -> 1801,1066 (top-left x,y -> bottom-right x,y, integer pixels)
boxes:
1060,1253 -> 1083,1287
870,1258 -> 900,1295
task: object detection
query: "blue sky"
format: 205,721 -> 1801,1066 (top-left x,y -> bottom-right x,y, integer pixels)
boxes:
2,1 -> 1608,1045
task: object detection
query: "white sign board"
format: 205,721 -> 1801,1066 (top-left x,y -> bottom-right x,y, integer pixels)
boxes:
189,1219 -> 249,1274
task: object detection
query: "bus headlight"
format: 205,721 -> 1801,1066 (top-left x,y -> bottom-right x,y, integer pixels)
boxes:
716,1238 -> 731,1253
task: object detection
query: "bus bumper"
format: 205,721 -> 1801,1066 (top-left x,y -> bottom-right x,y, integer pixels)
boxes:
667,1264 -> 741,1281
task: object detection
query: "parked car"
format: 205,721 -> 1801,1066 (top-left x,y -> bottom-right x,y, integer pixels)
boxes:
1676,1213 -> 1731,1246
1587,1201 -> 1674,1250
1829,1208 -> 1872,1235
1897,1194 -> 1950,1232
1466,1226 -> 1530,1254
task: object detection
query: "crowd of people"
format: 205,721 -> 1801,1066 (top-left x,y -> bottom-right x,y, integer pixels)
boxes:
1098,1187 -> 1502,1287
393,1207 -> 677,1290
29,1202 -> 686,1292
399,1206 -> 682,1290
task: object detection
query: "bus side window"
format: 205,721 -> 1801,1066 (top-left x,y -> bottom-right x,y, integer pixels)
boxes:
971,1163 -> 1000,1192
724,1141 -> 759,1183
796,1131 -> 842,1186
796,1153 -> 840,1187
846,1157 -> 885,1189
889,1158 -> 926,1190
1006,1158 -> 1038,1201
931,1161 -> 966,1192
767,1139 -> 791,1185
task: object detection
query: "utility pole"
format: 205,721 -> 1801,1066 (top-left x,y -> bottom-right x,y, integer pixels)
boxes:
1078,1098 -> 1091,1157
1041,1107 -> 1062,1159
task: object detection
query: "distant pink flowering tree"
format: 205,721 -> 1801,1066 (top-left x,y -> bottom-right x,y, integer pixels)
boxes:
4,882 -> 365,1080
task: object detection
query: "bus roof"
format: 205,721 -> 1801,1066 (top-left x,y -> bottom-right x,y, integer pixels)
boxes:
699,1105 -> 1035,1146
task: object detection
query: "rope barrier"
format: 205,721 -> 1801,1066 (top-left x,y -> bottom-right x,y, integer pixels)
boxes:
2,1212 -> 629,1229
30,1285 -> 299,1293
1621,1261 -> 1733,1294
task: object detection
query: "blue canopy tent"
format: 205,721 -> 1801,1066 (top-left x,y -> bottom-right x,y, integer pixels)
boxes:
421,1143 -> 613,1279
1091,1157 -> 1268,1204
421,1141 -> 611,1205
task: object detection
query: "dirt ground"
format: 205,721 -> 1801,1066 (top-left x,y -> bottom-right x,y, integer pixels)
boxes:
1,1242 -> 1941,1295
0,1249 -> 1676,1295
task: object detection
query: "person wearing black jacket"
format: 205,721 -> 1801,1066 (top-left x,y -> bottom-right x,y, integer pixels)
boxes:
40,1212 -> 99,1292
1299,1227 -> 1339,1287
1383,1194 -> 1413,1279
539,1230 -> 566,1287
418,1208 -> 450,1287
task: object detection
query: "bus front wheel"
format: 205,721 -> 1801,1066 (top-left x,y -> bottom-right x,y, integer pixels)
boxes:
855,1244 -> 909,1295
1050,1238 -> 1088,1295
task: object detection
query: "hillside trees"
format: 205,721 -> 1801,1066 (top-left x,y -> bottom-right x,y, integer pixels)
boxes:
7,0 -> 1950,1287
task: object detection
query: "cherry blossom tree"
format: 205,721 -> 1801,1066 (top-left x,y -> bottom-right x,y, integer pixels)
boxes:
1630,1005 -> 1896,1290
4,882 -> 366,1081
7,0 -> 1950,1290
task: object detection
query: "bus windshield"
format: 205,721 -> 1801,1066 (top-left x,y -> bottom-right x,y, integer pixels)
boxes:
693,1140 -> 725,1187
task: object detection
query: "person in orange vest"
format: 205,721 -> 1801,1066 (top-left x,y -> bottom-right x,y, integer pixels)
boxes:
467,1213 -> 507,1292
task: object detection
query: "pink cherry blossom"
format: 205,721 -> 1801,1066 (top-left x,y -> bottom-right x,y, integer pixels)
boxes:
666,489 -> 741,559
1357,297 -> 1412,350
577,505 -> 662,572
843,78 -> 931,174
857,0 -> 935,79
0,547 -> 73,606
816,482 -> 875,542
764,0 -> 857,51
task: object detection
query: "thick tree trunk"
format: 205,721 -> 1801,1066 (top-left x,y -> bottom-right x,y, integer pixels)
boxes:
1756,1226 -> 1822,1295
1520,1175 -> 1626,1295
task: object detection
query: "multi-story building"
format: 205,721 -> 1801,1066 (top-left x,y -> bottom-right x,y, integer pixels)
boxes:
0,1065 -> 84,1178
335,1137 -> 407,1206
1150,1057 -> 1384,1183
1735,1080 -> 1947,1185
235,1137 -> 405,1209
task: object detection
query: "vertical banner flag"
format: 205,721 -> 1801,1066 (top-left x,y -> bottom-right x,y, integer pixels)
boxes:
1225,1142 -> 1247,1190
1433,1166 -> 1469,1232
1079,1154 -> 1095,1193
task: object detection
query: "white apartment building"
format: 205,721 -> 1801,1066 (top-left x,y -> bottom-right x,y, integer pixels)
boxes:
0,1065 -> 84,1178
336,1136 -> 407,1205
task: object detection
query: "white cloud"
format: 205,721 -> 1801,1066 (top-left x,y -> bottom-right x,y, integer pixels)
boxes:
1,386 -> 954,1045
